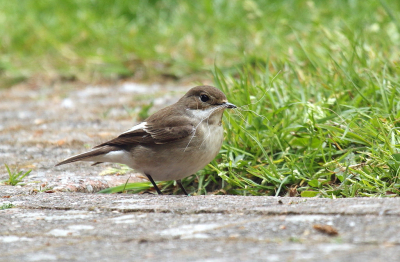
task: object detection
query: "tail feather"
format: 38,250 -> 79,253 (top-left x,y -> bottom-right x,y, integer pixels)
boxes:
55,146 -> 119,166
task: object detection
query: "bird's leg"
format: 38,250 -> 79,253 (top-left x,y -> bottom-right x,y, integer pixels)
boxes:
176,179 -> 189,196
145,174 -> 162,195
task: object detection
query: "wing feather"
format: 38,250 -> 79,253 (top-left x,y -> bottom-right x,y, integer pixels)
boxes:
94,121 -> 194,148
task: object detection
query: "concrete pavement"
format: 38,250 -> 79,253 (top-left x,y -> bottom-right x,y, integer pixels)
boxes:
1,186 -> 399,262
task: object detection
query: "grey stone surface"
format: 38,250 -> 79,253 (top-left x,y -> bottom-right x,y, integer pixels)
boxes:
1,186 -> 400,262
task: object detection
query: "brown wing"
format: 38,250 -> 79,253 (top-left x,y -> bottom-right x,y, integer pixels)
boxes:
94,123 -> 194,148
145,125 -> 195,144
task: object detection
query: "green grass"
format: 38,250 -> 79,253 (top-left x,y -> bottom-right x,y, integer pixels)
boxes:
2,0 -> 400,196
0,203 -> 14,210
2,0 -> 399,83
211,61 -> 400,197
2,164 -> 32,186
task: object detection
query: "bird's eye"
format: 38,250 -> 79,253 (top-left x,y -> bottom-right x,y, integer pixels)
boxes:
200,94 -> 209,102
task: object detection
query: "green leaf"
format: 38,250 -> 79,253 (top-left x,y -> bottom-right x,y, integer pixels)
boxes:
301,191 -> 319,197
392,153 -> 400,162
308,179 -> 320,188
318,124 -> 372,146
98,182 -> 152,194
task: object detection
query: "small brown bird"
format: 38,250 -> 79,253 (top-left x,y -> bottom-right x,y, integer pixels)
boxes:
55,85 -> 236,195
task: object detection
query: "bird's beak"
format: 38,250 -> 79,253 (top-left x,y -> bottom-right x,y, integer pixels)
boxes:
223,102 -> 237,109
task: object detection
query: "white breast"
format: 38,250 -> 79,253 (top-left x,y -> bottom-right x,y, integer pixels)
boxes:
125,107 -> 226,181
130,121 -> 224,181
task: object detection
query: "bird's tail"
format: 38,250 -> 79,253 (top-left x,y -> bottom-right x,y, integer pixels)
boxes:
55,146 -> 121,166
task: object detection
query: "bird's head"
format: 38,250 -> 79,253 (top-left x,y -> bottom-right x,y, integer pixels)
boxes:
179,86 -> 236,116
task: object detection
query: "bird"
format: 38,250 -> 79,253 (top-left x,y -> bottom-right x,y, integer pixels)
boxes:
55,85 -> 237,195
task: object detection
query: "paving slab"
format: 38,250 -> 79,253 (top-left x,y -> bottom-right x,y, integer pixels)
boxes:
1,186 -> 400,262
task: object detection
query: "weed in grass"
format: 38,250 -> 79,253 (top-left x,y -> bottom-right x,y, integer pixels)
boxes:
2,164 -> 32,186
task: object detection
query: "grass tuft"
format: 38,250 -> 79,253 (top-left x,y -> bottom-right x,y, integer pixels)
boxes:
2,164 -> 32,186
206,55 -> 400,197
